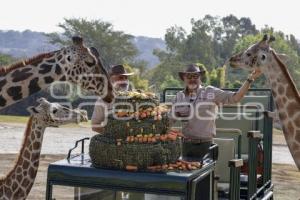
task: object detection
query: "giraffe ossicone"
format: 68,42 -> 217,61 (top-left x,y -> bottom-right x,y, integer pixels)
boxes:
229,34 -> 300,170
0,98 -> 88,199
0,36 -> 114,111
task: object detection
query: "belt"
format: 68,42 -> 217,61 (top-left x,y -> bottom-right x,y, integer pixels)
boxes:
183,138 -> 212,144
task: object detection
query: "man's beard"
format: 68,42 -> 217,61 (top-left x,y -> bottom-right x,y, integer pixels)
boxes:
187,83 -> 198,90
113,81 -> 129,91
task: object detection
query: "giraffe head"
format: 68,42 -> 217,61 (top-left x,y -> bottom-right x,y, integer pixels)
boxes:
27,98 -> 88,127
60,36 -> 114,103
229,34 -> 288,72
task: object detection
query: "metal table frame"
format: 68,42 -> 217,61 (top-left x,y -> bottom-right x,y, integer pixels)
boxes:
46,155 -> 215,200
46,140 -> 218,200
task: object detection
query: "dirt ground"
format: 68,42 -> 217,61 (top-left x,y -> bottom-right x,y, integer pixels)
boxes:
0,123 -> 300,199
1,154 -> 300,200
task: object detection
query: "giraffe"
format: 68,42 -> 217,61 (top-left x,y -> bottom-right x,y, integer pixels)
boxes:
229,34 -> 300,169
0,36 -> 114,111
0,98 -> 88,199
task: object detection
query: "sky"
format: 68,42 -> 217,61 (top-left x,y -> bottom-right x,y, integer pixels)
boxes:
0,0 -> 299,39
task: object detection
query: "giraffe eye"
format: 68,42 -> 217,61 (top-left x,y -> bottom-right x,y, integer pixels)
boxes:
246,53 -> 252,57
85,60 -> 95,67
52,108 -> 58,114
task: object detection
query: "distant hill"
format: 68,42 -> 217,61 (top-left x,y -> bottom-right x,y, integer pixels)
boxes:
132,36 -> 165,67
0,30 -> 165,68
0,30 -> 57,57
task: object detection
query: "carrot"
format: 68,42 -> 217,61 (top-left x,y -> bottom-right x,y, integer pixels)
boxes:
147,166 -> 156,169
142,137 -> 148,143
126,165 -> 138,171
162,164 -> 168,170
191,162 -> 201,168
167,134 -> 177,141
169,163 -> 177,168
138,137 -> 143,143
140,112 -> 147,118
178,159 -> 190,165
147,166 -> 157,171
160,135 -> 167,141
155,165 -> 162,169
146,111 -> 151,116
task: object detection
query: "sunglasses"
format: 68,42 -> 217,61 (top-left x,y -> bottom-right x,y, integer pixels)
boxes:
185,74 -> 200,80
113,75 -> 128,81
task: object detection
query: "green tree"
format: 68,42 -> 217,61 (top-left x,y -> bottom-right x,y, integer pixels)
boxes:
0,54 -> 14,66
232,30 -> 300,89
47,18 -> 138,65
123,64 -> 149,91
150,14 -> 259,90
209,68 -> 218,86
217,67 -> 226,88
159,74 -> 182,91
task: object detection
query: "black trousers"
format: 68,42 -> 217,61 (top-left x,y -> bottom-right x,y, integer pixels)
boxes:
182,141 -> 212,159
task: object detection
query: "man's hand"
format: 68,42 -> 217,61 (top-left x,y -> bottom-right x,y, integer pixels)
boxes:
232,69 -> 263,103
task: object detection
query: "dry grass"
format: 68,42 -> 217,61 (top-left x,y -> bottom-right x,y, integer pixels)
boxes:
273,128 -> 285,145
0,154 -> 299,199
272,163 -> 300,200
0,114 -> 90,128
0,115 -> 29,124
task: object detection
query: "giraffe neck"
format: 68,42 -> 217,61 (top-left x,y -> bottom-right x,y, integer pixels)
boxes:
263,50 -> 300,169
0,51 -> 66,110
0,117 -> 46,199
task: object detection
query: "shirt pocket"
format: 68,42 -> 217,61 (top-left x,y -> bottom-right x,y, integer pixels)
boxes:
174,105 -> 191,117
195,102 -> 216,120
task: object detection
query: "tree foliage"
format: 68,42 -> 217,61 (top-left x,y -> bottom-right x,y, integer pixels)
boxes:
0,54 -> 14,66
150,15 -> 300,90
47,18 -> 138,65
123,64 -> 149,91
150,15 -> 258,89
232,28 -> 300,89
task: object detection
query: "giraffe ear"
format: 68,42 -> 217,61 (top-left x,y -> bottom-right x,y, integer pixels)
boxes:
27,106 -> 39,115
90,47 -> 100,57
277,53 -> 289,64
268,35 -> 276,44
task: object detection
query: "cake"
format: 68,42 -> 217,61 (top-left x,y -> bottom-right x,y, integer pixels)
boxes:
89,90 -> 202,172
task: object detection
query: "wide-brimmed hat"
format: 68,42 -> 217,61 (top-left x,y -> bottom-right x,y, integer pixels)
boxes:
178,64 -> 206,81
109,64 -> 134,76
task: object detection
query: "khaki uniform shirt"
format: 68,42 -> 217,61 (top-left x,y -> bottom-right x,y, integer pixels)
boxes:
171,86 -> 237,139
91,98 -> 113,127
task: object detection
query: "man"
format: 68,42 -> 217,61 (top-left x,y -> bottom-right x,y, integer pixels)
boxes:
92,64 -> 133,133
91,64 -> 145,200
172,64 -> 262,159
